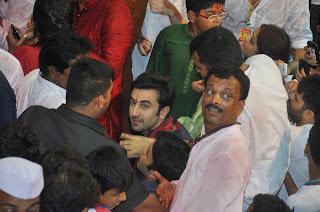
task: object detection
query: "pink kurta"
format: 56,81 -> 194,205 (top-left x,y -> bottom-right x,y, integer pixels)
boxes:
171,125 -> 251,211
74,0 -> 134,142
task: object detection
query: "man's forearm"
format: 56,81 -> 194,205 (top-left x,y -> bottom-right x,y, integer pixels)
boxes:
132,194 -> 169,212
164,1 -> 187,24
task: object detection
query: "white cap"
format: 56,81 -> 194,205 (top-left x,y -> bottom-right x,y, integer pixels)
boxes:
0,157 -> 44,199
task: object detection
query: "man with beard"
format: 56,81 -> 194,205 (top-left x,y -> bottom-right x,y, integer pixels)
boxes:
155,67 -> 251,211
278,75 -> 320,200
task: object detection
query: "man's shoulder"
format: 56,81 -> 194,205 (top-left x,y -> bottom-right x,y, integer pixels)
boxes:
172,121 -> 192,140
159,24 -> 187,37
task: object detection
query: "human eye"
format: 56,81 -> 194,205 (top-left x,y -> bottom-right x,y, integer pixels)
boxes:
130,99 -> 136,105
141,104 -> 150,109
223,93 -> 231,99
207,90 -> 214,95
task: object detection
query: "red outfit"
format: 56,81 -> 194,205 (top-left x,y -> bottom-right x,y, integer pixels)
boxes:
13,46 -> 41,75
74,0 -> 134,142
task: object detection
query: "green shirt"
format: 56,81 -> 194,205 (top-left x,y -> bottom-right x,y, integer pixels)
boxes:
146,24 -> 201,119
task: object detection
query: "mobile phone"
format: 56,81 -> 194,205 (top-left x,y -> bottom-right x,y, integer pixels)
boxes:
299,59 -> 311,76
278,63 -> 288,76
307,41 -> 319,64
11,24 -> 20,41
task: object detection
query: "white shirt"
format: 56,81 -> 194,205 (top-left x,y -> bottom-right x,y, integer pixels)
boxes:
237,54 -> 291,211
222,0 -> 312,49
279,124 -> 313,201
131,0 -> 187,80
0,48 -> 23,89
15,69 -> 66,117
170,125 -> 251,212
286,185 -> 320,212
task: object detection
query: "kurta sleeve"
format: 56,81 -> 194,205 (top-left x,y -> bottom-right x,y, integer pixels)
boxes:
145,30 -> 167,73
284,0 -> 312,49
185,150 -> 250,211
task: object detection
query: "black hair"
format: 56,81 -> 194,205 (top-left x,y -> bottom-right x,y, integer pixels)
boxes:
186,0 -> 225,13
205,67 -> 250,100
307,123 -> 320,166
66,58 -> 114,107
86,146 -> 134,195
39,31 -> 94,76
40,161 -> 98,212
147,131 -> 190,181
250,194 -> 293,212
131,72 -> 176,113
32,0 -> 73,45
257,24 -> 291,63
40,144 -> 90,178
190,27 -> 243,71
0,122 -> 40,162
298,74 -> 320,120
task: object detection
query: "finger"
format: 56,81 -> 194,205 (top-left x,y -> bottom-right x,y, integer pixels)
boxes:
154,171 -> 164,182
301,68 -> 307,78
120,133 -> 132,140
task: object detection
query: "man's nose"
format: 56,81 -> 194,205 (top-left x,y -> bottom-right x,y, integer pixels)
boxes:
212,93 -> 221,105
120,192 -> 126,202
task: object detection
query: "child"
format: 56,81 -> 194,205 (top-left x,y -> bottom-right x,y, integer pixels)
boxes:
86,146 -> 133,211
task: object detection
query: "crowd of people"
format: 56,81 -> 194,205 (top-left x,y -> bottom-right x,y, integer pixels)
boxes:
0,0 -> 320,211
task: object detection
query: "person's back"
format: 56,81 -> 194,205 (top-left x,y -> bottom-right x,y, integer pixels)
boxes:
286,124 -> 320,212
239,54 -> 291,208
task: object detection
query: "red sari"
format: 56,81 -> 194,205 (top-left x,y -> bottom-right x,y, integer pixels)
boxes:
74,0 -> 134,142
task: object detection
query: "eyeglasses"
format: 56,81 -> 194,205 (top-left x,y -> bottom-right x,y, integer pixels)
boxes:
193,11 -> 228,22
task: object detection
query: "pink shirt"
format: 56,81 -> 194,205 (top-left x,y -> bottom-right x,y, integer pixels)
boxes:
171,125 -> 251,212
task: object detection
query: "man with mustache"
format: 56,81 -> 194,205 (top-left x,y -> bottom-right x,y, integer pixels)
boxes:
155,67 -> 251,211
120,72 -> 191,158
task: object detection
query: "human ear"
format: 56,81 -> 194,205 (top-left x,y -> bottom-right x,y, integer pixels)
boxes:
159,106 -> 170,120
48,66 -> 58,81
187,11 -> 196,23
238,100 -> 245,115
303,109 -> 315,124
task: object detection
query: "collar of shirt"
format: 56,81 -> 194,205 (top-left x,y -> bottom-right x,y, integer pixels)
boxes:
37,70 -> 66,99
57,104 -> 112,140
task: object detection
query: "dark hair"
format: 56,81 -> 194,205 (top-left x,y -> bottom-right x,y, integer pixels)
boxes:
257,24 -> 291,63
40,161 -> 98,212
40,144 -> 90,178
0,122 -> 40,162
186,0 -> 225,13
66,58 -> 113,107
86,146 -> 134,195
32,0 -> 73,45
39,32 -> 94,76
250,194 -> 293,212
190,27 -> 243,71
131,72 -> 176,112
298,74 -> 320,120
308,123 -> 320,166
205,67 -> 250,100
147,131 -> 190,181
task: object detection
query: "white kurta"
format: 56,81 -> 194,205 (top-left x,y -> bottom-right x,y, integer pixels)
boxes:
15,69 -> 66,117
237,54 -> 291,211
286,185 -> 320,212
278,124 -> 313,201
0,48 -> 23,89
170,125 -> 251,212
131,0 -> 187,79
222,0 -> 312,49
